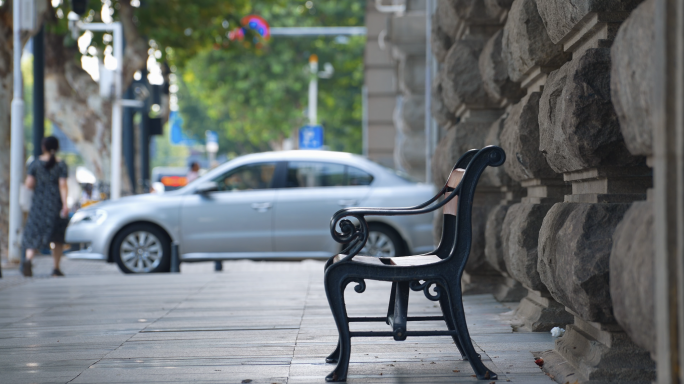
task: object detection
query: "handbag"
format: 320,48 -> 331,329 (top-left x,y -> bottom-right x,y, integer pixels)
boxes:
19,184 -> 33,213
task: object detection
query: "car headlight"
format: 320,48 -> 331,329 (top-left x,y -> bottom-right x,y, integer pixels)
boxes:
70,209 -> 108,225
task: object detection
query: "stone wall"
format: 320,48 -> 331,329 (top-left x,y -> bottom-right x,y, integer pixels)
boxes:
383,2 -> 429,181
430,0 -> 656,382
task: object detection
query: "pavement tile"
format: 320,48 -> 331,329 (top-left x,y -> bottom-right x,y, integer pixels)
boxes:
0,259 -> 554,383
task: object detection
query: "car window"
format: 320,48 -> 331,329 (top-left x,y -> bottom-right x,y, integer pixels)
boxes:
214,163 -> 276,192
347,166 -> 373,186
286,162 -> 373,188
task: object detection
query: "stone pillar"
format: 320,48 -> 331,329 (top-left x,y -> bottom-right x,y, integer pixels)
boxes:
365,1 -> 396,168
499,91 -> 572,330
431,0 -> 515,293
489,0 -> 574,328
609,0 -> 656,363
478,27 -> 528,302
387,4 -> 429,181
533,1 -> 656,382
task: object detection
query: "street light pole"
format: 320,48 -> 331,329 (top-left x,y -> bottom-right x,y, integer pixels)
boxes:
308,54 -> 318,126
8,0 -> 26,262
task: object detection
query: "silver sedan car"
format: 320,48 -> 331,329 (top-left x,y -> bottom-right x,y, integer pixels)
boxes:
66,151 -> 436,273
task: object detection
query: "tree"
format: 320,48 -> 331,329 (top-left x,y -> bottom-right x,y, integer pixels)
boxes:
178,0 -> 365,155
1,0 -> 266,260
42,0 -> 261,179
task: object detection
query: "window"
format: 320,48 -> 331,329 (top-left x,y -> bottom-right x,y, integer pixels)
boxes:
347,166 -> 373,186
286,162 -> 373,188
214,163 -> 276,192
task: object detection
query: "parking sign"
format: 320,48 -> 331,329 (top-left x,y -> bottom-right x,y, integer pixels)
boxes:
299,125 -> 323,150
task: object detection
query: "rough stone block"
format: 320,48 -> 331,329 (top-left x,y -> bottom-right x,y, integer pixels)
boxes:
481,115 -> 513,187
389,14 -> 426,55
431,122 -> 491,186
610,201 -> 655,356
394,122 -> 426,181
479,29 -> 525,105
538,202 -> 632,323
436,0 -> 461,40
440,37 -> 490,113
431,17 -> 453,63
500,92 -> 557,182
536,0 -> 643,44
466,205 -> 497,274
485,0 -> 514,19
432,205 -> 497,276
453,0 -> 504,25
538,48 -> 643,173
501,0 -> 569,82
398,55 -> 426,94
431,77 -> 456,129
610,0 -> 655,157
502,202 -> 554,292
485,203 -> 511,273
513,289 -> 574,331
541,316 -> 655,383
395,95 -> 425,136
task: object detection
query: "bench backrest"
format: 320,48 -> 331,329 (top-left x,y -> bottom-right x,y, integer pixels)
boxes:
438,146 -> 505,271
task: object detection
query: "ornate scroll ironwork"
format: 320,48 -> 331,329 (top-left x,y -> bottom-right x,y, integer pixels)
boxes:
409,280 -> 443,301
349,278 -> 366,293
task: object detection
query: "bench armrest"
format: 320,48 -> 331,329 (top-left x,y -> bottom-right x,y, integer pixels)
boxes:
330,146 -> 504,263
330,182 -> 462,259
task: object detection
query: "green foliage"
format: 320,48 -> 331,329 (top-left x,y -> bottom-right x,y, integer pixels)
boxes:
133,0 -> 257,64
152,124 -> 191,168
178,0 -> 365,155
46,0 -> 265,67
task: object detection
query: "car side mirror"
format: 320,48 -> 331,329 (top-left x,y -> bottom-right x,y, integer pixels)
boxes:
195,181 -> 218,195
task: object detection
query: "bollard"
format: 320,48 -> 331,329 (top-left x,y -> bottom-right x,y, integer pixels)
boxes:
170,243 -> 180,273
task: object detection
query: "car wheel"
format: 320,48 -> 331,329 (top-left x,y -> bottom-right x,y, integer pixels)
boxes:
361,224 -> 407,257
112,224 -> 171,274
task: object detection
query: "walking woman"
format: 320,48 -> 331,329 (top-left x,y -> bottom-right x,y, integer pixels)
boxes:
21,136 -> 69,277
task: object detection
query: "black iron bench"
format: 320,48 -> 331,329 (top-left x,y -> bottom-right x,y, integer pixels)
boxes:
322,146 -> 505,382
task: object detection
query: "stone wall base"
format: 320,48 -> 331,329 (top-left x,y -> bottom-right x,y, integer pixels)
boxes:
512,290 -> 573,332
540,315 -> 655,384
493,275 -> 528,302
460,271 -> 503,295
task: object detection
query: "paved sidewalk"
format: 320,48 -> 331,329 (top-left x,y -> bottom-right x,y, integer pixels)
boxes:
0,260 -> 555,383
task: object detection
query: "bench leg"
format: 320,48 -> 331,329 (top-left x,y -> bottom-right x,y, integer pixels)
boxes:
445,280 -> 498,380
324,272 -> 352,382
391,282 -> 410,341
386,282 -> 397,323
438,295 -> 468,360
326,340 -> 340,363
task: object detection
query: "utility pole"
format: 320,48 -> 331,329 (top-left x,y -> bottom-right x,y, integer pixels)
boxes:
33,26 -> 45,159
8,0 -> 30,262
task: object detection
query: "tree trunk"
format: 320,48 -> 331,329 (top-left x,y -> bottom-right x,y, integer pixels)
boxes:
43,0 -> 149,182
44,31 -> 113,179
0,9 -> 13,262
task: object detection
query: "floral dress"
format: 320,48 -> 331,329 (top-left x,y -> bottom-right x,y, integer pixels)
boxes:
22,160 -> 69,250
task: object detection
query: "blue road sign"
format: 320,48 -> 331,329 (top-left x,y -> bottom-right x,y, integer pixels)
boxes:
299,125 -> 323,149
205,130 -> 219,144
169,111 -> 199,146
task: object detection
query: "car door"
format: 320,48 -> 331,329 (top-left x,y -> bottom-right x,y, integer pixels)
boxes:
180,162 -> 277,257
273,161 -> 373,256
